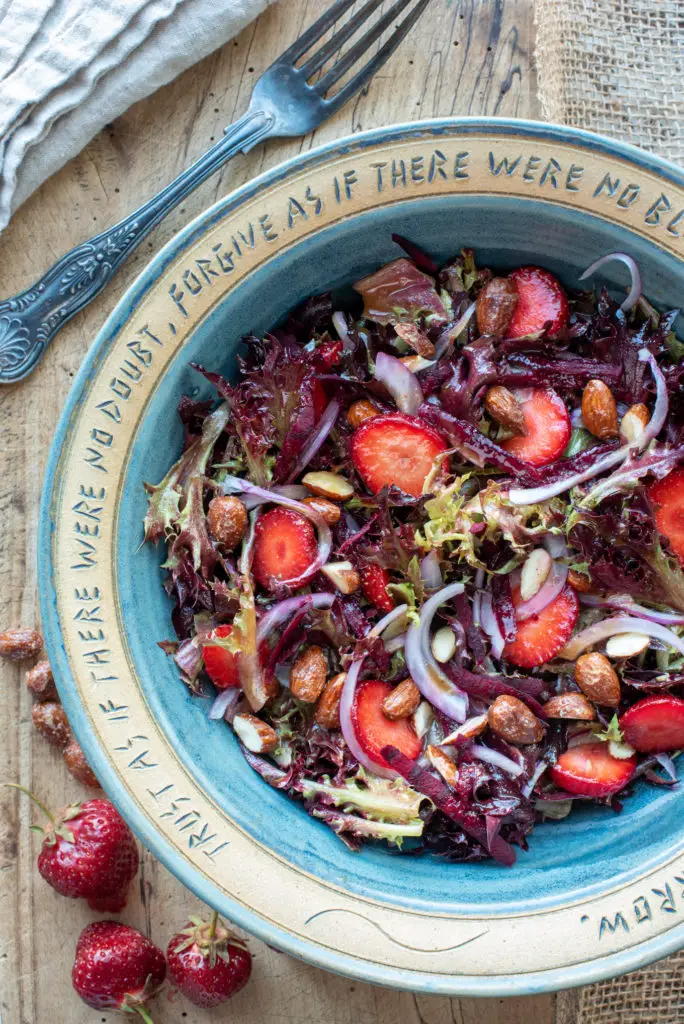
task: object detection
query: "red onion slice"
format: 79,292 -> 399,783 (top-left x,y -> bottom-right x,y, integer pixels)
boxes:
373,351 -> 423,414
479,591 -> 505,658
516,562 -> 568,622
209,687 -> 241,721
332,310 -> 351,347
405,583 -> 468,724
256,593 -> 336,646
469,743 -> 525,778
559,615 -> 684,660
420,550 -> 443,589
287,399 -> 341,482
579,593 -> 684,626
434,301 -> 476,359
579,252 -> 642,312
638,349 -> 668,444
221,475 -> 332,587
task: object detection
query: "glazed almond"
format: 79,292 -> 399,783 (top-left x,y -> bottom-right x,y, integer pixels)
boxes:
233,714 -> 278,754
382,678 -> 421,720
620,403 -> 650,444
346,400 -> 380,428
484,385 -> 527,436
488,694 -> 543,745
581,379 -> 619,440
315,673 -> 346,729
290,646 -> 327,703
543,693 -> 596,720
574,652 -> 621,706
302,496 -> 341,525
207,495 -> 248,550
476,277 -> 518,337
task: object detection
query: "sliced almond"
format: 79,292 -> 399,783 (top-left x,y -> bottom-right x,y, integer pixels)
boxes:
320,561 -> 361,595
400,354 -> 435,373
605,633 -> 650,659
315,673 -> 346,729
426,745 -> 458,788
574,652 -> 621,706
488,694 -> 544,745
382,678 -> 421,720
431,626 -> 457,664
519,548 -> 552,601
542,693 -> 596,720
290,646 -> 327,703
412,701 -> 434,739
302,471 -> 354,501
581,379 -> 619,440
233,714 -> 278,754
392,321 -> 435,358
484,386 -> 527,436
441,714 -> 488,745
620,403 -> 650,444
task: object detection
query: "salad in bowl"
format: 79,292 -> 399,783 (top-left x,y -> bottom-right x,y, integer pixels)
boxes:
143,237 -> 684,867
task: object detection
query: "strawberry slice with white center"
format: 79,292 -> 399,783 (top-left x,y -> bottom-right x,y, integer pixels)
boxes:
648,468 -> 684,565
350,413 -> 447,497
501,388 -> 570,467
503,584 -> 579,668
507,266 -> 569,338
352,679 -> 422,770
550,741 -> 637,797
252,508 -> 318,590
203,624 -> 240,689
619,695 -> 684,753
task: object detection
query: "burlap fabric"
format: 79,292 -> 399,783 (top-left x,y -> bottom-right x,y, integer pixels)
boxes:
535,2 -> 683,1020
535,0 -> 683,165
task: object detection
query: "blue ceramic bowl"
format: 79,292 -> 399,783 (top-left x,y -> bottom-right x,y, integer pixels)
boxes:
40,120 -> 684,995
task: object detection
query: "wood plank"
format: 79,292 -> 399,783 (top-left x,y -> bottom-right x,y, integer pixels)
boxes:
0,2 -> 553,1022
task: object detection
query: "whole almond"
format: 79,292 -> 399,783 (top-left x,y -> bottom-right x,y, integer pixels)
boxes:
581,380 -> 619,440
392,320 -> 435,358
488,694 -> 543,745
207,495 -> 248,550
32,701 -> 72,749
574,652 -> 621,706
290,646 -> 327,703
346,400 -> 380,428
620,403 -> 650,444
426,745 -> 458,788
520,548 -> 552,601
302,496 -> 341,525
0,627 -> 42,662
233,713 -> 278,754
320,561 -> 360,595
567,568 -> 592,593
302,471 -> 354,501
476,277 -> 518,337
382,678 -> 421,720
315,672 -> 346,729
543,692 -> 596,720
26,660 -> 57,701
484,386 -> 527,436
63,740 -> 100,788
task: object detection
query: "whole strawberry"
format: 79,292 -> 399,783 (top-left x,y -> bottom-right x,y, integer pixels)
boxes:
12,786 -> 139,911
72,921 -> 166,1021
167,911 -> 252,1008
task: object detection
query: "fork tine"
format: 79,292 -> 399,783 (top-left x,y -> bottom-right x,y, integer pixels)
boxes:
315,0 -> 419,96
323,0 -> 431,111
274,0 -> 359,67
299,0 -> 384,80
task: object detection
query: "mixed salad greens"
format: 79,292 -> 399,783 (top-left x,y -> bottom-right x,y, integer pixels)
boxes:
143,237 -> 684,865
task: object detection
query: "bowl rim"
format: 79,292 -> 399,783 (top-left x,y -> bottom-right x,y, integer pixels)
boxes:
39,117 -> 684,996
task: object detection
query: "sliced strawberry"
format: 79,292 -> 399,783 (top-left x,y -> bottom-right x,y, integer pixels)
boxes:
360,564 -> 394,613
203,624 -> 240,688
350,413 -> 447,497
507,266 -> 569,338
619,695 -> 684,753
503,585 -> 579,668
352,679 -> 422,770
501,388 -> 570,467
252,508 -> 318,589
550,741 -> 637,797
312,379 -> 328,420
648,468 -> 684,565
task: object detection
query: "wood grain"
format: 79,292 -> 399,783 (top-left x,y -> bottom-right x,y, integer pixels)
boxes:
0,2 -> 557,1022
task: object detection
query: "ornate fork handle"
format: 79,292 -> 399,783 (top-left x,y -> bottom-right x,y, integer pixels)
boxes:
0,109 -> 274,384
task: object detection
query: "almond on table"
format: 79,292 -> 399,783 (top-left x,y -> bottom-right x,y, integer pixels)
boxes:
0,627 -> 42,661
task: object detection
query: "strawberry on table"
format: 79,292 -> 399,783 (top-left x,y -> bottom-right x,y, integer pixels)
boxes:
500,388 -> 570,467
360,564 -> 394,613
350,413 -> 447,497
550,742 -> 637,797
619,695 -> 684,753
72,921 -> 166,1021
507,266 -> 569,338
352,679 -> 422,771
648,467 -> 684,565
503,585 -> 579,669
203,624 -> 240,688
167,911 -> 252,1008
252,507 -> 319,589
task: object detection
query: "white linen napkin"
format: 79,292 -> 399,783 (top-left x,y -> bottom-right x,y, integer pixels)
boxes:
0,0 -> 277,232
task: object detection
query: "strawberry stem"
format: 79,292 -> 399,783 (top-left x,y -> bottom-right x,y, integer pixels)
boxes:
5,782 -> 54,824
207,910 -> 219,940
134,1006 -> 155,1024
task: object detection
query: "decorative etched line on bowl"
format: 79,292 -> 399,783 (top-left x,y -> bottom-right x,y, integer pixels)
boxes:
304,908 -> 487,953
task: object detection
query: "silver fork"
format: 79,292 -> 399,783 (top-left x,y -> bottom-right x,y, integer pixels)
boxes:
0,0 -> 430,383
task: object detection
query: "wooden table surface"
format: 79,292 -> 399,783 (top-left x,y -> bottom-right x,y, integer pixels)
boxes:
0,1 -> 581,1020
